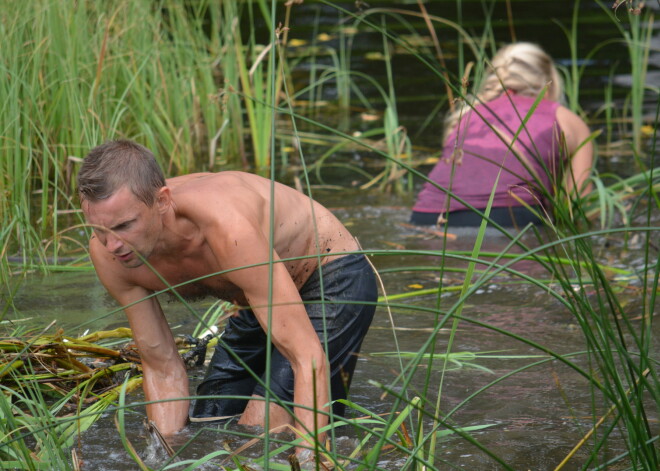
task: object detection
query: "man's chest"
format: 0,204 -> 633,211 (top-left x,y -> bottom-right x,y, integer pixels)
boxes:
134,254 -> 244,303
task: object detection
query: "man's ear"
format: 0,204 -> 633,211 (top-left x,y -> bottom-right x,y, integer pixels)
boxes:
156,186 -> 171,214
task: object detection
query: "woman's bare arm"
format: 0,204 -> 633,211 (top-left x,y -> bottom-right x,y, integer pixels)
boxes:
556,106 -> 595,197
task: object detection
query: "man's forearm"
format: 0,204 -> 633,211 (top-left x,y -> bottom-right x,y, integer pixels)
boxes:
143,362 -> 190,435
293,360 -> 329,451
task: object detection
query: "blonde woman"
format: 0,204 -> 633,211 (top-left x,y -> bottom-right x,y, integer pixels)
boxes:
411,42 -> 594,227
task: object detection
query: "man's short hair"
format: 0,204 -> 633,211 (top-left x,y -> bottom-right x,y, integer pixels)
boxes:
77,140 -> 166,206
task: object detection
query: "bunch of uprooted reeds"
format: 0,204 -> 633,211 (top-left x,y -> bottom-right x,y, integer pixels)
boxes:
1,326 -> 137,399
0,322 -> 212,470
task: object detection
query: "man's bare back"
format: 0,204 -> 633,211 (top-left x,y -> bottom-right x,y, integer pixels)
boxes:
91,171 -> 359,305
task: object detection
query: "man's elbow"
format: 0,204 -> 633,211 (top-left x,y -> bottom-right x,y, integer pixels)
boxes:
142,353 -> 188,383
293,347 -> 328,378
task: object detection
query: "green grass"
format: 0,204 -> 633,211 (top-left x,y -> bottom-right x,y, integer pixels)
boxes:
1,0 -> 658,469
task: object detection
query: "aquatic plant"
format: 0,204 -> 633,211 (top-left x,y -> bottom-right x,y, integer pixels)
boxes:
601,0 -> 656,155
0,324 -> 142,469
1,0 -> 658,469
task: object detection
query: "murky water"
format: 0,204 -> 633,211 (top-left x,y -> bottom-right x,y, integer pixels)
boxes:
4,193 -> 658,470
3,1 -> 659,469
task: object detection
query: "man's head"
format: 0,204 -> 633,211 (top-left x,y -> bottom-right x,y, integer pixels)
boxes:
77,139 -> 166,206
78,140 -> 169,268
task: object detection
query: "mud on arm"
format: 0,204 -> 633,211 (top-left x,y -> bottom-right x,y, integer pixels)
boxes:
209,220 -> 330,446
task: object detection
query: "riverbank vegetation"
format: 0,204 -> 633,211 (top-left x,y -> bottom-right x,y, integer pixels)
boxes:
1,0 -> 658,469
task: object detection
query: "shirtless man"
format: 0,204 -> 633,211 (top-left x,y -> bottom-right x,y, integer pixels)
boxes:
77,139 -> 377,447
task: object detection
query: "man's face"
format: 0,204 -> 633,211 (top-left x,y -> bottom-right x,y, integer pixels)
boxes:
82,186 -> 162,268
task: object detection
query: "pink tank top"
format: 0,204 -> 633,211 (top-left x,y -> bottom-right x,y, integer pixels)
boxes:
413,94 -> 563,214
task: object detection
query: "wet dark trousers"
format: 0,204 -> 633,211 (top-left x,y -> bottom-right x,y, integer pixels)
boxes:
410,205 -> 543,227
191,253 -> 378,419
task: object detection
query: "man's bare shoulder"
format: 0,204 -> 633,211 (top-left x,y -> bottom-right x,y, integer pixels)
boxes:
169,172 -> 274,203
166,171 -> 266,190
168,172 -> 272,227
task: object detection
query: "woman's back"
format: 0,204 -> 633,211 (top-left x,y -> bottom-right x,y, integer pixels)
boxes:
412,93 -> 563,215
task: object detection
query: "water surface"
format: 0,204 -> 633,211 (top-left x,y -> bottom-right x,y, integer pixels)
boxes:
2,1 -> 659,468
5,194 -> 658,470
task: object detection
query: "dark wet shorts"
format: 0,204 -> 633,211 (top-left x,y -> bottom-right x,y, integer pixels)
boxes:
410,205 -> 544,227
191,253 -> 378,420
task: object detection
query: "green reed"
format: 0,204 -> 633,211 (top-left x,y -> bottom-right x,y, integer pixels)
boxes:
285,3 -> 657,469
559,0 -> 657,159
1,0 -> 655,278
1,0 -> 659,470
600,0 -> 656,155
1,375 -> 73,469
0,0 -> 270,277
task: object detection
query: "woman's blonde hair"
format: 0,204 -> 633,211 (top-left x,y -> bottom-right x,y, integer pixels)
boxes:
444,42 -> 564,141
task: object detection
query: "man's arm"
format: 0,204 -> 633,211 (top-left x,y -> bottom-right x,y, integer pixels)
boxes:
89,241 -> 189,435
122,290 -> 190,435
208,220 -> 330,443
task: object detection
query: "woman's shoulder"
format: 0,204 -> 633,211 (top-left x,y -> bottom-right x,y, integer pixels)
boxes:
468,94 -> 559,127
489,92 -> 560,110
555,106 -> 590,135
